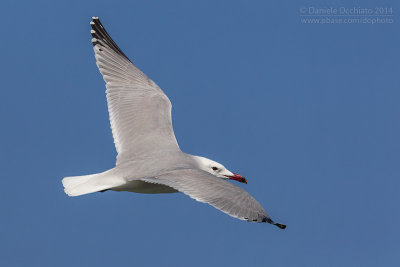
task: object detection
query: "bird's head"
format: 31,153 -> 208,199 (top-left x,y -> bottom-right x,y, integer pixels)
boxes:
192,156 -> 247,184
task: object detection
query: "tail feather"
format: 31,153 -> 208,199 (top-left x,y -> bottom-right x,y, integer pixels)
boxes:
62,170 -> 123,197
62,175 -> 93,190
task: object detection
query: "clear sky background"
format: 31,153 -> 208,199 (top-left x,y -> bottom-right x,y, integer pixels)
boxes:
1,0 -> 399,266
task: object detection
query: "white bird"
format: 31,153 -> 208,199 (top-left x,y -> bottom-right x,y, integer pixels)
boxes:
62,17 -> 286,229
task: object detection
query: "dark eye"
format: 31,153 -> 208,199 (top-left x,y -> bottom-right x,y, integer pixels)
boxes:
212,167 -> 219,171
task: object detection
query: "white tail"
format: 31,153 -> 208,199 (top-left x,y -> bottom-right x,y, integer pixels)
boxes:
62,169 -> 123,197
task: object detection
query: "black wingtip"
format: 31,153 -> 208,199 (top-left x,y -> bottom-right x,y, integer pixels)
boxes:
274,223 -> 287,230
89,16 -> 131,62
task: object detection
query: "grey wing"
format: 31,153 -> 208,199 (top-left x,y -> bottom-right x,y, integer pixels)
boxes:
90,17 -> 180,165
142,169 -> 285,227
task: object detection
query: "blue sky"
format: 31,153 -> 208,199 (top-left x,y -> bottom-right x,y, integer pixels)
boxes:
1,0 -> 399,266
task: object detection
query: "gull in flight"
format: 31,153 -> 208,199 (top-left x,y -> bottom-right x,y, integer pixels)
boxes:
62,17 -> 286,229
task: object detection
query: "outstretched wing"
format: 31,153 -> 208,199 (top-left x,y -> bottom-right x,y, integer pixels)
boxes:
141,169 -> 286,228
90,17 -> 180,165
